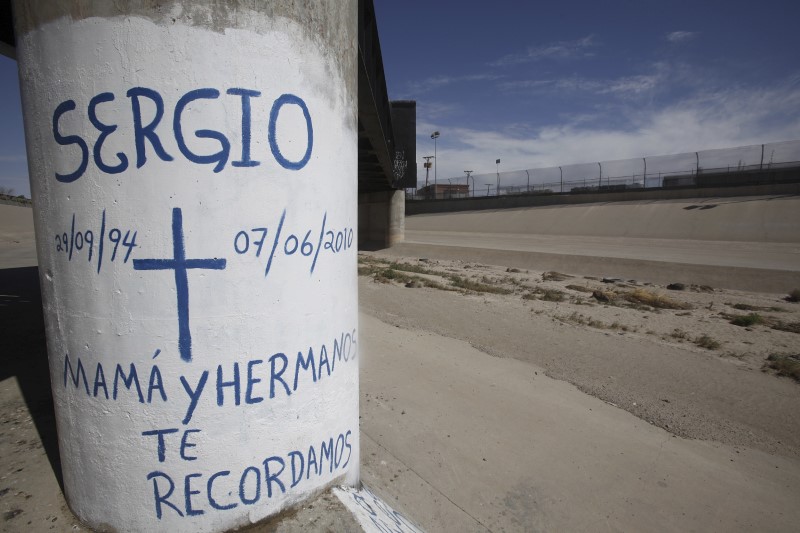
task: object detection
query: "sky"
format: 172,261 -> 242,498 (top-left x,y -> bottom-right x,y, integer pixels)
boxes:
1,0 -> 799,196
373,0 -> 800,188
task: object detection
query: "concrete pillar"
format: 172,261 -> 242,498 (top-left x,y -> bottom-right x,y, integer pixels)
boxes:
388,189 -> 406,247
358,189 -> 405,248
13,1 -> 358,531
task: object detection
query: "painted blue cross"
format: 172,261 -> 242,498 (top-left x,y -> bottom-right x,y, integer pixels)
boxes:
133,208 -> 226,362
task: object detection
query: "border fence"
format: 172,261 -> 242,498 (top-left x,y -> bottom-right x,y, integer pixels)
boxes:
408,139 -> 800,199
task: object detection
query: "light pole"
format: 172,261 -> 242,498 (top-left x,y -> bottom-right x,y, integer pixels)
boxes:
431,131 -> 440,187
484,183 -> 493,196
495,158 -> 501,195
642,157 -> 647,187
464,170 -> 474,197
559,166 -> 563,193
422,155 -> 434,190
525,169 -> 530,193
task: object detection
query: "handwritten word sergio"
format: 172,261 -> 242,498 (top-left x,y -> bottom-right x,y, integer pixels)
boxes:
52,88 -> 313,182
54,210 -> 138,274
62,329 -> 357,424
234,210 -> 354,278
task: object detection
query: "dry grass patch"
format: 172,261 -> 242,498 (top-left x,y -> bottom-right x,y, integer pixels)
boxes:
763,353 -> 800,381
448,274 -> 513,295
542,271 -> 572,282
523,287 -> 566,302
771,321 -> 800,334
729,313 -> 764,327
694,334 -> 721,350
732,303 -> 786,312
565,284 -> 594,293
559,312 -> 607,329
670,328 -> 688,340
623,288 -> 692,310
388,261 -> 440,276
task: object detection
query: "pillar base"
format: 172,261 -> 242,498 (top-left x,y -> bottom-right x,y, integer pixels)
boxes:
358,190 -> 405,249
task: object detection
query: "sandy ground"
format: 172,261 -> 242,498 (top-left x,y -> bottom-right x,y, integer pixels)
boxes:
0,205 -> 36,269
358,311 -> 800,532
2,198 -> 800,532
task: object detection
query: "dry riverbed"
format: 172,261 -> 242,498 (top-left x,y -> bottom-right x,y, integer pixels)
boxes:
358,252 -> 800,458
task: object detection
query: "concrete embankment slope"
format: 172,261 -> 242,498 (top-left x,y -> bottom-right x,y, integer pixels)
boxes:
402,195 -> 800,292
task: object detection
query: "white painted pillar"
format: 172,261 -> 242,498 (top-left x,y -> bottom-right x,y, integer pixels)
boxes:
13,1 -> 358,531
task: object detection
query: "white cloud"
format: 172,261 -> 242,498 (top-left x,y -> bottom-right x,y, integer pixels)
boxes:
416,100 -> 460,120
413,82 -> 800,188
491,35 -> 597,67
405,73 -> 501,95
500,73 -> 660,98
666,31 -> 697,43
601,74 -> 659,95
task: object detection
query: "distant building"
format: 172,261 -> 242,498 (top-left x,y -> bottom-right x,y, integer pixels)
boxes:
415,183 -> 470,199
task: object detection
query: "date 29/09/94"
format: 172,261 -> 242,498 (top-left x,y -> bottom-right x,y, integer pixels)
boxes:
54,210 -> 137,274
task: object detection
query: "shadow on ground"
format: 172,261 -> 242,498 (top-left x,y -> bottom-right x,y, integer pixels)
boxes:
0,266 -> 63,491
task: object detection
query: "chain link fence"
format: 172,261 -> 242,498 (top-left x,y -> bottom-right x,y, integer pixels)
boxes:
408,139 -> 800,199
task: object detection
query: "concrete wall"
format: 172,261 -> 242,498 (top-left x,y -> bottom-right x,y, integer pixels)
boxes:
358,190 -> 405,248
407,182 -> 800,215
14,1 -> 358,531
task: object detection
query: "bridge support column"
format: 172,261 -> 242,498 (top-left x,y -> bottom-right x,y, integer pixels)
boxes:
358,189 -> 405,248
13,1 -> 358,531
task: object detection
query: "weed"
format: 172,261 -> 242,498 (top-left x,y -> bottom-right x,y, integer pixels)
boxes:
357,266 -> 375,276
732,303 -> 786,312
592,290 -> 615,303
566,284 -> 594,293
448,274 -> 513,294
763,353 -> 800,381
623,288 -> 692,310
786,289 -> 800,302
524,287 -> 565,302
388,261 -> 439,276
694,335 -> 721,350
587,317 -> 605,328
670,328 -> 688,340
374,268 -> 407,283
358,255 -> 388,265
559,312 -> 609,329
543,271 -> 572,282
729,313 -> 764,327
771,321 -> 800,334
541,289 -> 565,302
